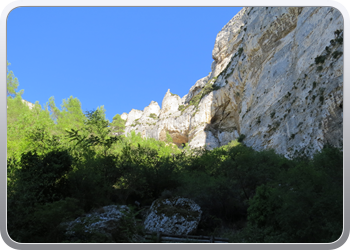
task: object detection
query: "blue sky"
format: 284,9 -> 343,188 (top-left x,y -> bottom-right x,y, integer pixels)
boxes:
7,7 -> 242,122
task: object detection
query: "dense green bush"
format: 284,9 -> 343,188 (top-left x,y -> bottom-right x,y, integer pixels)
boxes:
11,150 -> 73,205
242,146 -> 343,243
315,55 -> 327,64
8,197 -> 84,243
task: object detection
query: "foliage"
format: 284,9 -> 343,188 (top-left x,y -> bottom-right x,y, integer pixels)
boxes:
7,61 -> 23,98
332,51 -> 343,59
317,66 -> 323,72
166,131 -> 173,143
7,66 -> 343,243
66,108 -> 122,157
149,113 -> 158,119
8,196 -> 84,243
237,134 -> 246,142
238,47 -> 244,57
113,206 -> 145,243
7,95 -> 57,160
8,150 -> 74,242
244,146 -> 343,243
315,55 -> 327,64
187,77 -> 221,109
11,150 -> 73,205
178,105 -> 185,112
169,92 -> 179,97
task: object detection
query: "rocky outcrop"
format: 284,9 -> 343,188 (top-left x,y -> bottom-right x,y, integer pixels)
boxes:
62,205 -> 136,242
120,112 -> 128,121
122,7 -> 343,158
144,197 -> 202,235
125,109 -> 143,127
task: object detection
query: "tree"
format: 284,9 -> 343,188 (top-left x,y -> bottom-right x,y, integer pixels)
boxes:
110,114 -> 126,136
7,96 -> 57,160
66,107 -> 121,157
7,61 -> 23,98
46,96 -> 85,135
246,147 -> 343,243
46,96 -> 61,122
84,106 -> 110,139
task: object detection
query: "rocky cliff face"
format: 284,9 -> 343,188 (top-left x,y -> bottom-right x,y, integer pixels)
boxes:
121,7 -> 343,158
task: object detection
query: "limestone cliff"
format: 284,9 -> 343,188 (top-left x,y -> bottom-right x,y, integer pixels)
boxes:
122,7 -> 343,158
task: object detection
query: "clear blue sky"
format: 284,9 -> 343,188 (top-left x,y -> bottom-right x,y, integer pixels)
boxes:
7,7 -> 242,122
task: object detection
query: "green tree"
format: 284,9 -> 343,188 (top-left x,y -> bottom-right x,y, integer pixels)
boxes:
7,150 -> 74,243
84,106 -> 110,139
46,96 -> 85,135
7,61 -> 23,98
245,146 -> 343,243
66,107 -> 121,157
166,131 -> 173,143
7,96 -> 57,160
46,96 -> 61,122
110,114 -> 126,136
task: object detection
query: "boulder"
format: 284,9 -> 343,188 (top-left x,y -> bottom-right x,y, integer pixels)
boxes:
144,197 -> 202,235
62,205 -> 141,242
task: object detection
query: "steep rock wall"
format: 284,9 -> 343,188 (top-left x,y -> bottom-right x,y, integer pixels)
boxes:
122,7 -> 343,158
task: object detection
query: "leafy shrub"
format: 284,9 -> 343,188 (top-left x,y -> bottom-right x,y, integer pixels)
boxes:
66,159 -> 117,211
332,51 -> 343,59
245,146 -> 343,243
188,78 -> 221,109
315,55 -> 327,64
238,48 -> 244,57
174,172 -> 242,231
336,36 -> 343,44
319,95 -> 324,104
178,105 -> 185,112
112,206 -> 145,243
189,93 -> 201,108
149,113 -> 158,119
166,131 -> 173,143
334,29 -> 342,37
8,195 -> 84,243
237,134 -> 246,142
12,150 -> 73,206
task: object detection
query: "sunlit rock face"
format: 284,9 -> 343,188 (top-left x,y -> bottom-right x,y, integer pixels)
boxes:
122,7 -> 343,158
121,112 -> 128,121
142,101 -> 161,119
125,109 -> 143,127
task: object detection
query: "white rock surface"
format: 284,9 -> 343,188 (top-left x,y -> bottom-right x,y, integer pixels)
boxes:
144,197 -> 202,235
122,7 -> 343,158
22,99 -> 35,110
62,205 -> 130,240
159,89 -> 182,119
125,109 -> 143,127
142,101 -> 160,119
121,112 -> 128,120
